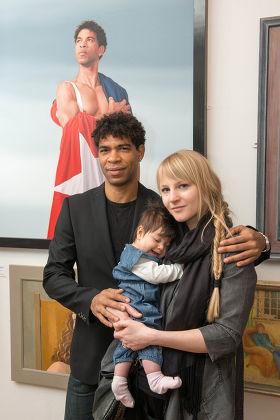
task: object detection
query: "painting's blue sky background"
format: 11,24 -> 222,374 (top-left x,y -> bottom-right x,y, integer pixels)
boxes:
0,0 -> 193,238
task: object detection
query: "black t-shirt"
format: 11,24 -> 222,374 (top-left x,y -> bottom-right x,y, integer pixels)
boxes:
106,198 -> 136,263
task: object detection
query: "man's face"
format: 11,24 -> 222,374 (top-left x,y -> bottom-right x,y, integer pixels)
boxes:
75,29 -> 104,66
98,135 -> 144,187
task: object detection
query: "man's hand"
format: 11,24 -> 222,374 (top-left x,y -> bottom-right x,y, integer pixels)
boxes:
90,288 -> 142,328
106,304 -> 143,322
107,97 -> 131,114
218,225 -> 266,267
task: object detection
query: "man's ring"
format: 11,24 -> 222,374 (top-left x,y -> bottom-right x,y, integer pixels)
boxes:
122,343 -> 127,349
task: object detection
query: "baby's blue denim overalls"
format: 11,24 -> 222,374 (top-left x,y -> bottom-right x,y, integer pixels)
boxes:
113,244 -> 163,366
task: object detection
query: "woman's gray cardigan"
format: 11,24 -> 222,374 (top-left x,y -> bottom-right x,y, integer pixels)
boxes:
160,253 -> 257,420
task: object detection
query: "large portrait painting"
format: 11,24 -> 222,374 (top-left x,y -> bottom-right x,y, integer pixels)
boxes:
244,281 -> 280,396
0,0 -> 207,247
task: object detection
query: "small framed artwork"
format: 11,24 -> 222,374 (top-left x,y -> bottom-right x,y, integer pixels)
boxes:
9,265 -> 75,389
256,16 -> 280,259
243,281 -> 280,396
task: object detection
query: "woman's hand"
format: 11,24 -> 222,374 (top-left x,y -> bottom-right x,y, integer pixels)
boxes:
114,319 -> 154,351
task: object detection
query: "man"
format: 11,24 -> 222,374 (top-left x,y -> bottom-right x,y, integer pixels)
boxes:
47,20 -> 130,239
44,112 -> 269,419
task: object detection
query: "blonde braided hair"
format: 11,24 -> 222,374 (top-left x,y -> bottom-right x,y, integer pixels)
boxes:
207,201 -> 230,322
157,150 -> 231,323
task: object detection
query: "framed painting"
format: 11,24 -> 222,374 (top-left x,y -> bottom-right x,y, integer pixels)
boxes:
256,16 -> 280,260
0,0 -> 207,249
244,281 -> 280,396
10,265 -> 75,389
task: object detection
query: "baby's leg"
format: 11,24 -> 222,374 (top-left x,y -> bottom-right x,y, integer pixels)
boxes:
114,361 -> 131,377
111,362 -> 135,408
142,360 -> 182,394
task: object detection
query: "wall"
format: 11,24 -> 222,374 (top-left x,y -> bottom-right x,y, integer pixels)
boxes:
207,0 -> 280,418
1,1 -> 280,419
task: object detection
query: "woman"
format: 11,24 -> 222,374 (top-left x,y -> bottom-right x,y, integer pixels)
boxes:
114,150 -> 257,419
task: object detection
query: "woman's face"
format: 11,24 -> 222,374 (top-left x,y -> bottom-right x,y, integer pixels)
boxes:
159,172 -> 202,229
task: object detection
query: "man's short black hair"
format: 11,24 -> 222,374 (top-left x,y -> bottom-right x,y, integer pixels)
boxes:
74,20 -> 107,53
92,112 -> 146,149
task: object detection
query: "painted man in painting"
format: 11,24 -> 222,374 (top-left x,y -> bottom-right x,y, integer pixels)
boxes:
47,20 -> 131,239
56,20 -> 131,127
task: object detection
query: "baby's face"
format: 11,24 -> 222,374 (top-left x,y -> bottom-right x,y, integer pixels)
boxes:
135,226 -> 171,259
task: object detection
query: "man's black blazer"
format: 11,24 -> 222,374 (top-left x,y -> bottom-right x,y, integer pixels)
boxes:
43,182 -> 159,384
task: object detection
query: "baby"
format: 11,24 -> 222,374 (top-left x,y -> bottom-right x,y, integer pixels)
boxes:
110,202 -> 183,408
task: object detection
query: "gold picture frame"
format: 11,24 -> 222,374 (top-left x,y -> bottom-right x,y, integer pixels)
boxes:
244,281 -> 280,396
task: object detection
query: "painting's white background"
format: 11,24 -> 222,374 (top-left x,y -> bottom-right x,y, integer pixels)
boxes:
0,0 -> 193,239
0,0 -> 280,418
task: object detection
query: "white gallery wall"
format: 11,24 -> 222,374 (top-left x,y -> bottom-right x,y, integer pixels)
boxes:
207,0 -> 280,418
0,0 -> 280,419
0,249 -> 64,419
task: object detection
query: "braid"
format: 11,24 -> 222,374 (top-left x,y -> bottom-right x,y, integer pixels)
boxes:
207,201 -> 229,323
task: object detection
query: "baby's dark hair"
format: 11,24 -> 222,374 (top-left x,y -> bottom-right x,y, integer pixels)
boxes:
133,201 -> 177,241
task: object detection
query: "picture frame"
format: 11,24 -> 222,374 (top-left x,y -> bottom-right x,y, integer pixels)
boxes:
10,265 -> 72,389
256,16 -> 280,260
244,281 -> 280,396
0,0 -> 207,249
